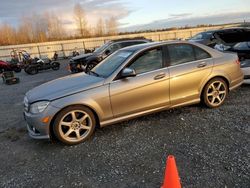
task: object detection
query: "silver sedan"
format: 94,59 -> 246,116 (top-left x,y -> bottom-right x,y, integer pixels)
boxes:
24,41 -> 243,145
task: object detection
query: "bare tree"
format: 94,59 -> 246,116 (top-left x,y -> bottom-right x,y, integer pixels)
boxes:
29,13 -> 48,43
74,3 -> 89,37
106,16 -> 118,36
45,12 -> 66,40
0,23 -> 16,45
17,16 -> 33,44
95,18 -> 105,36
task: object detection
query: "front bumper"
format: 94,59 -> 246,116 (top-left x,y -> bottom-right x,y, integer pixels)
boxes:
24,105 -> 59,140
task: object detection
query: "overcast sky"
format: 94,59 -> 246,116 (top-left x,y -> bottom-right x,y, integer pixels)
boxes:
0,0 -> 249,32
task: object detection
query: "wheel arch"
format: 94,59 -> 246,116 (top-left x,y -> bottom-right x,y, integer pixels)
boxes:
200,75 -> 230,99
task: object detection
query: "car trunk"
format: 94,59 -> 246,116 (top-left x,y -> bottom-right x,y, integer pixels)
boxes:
213,28 -> 250,47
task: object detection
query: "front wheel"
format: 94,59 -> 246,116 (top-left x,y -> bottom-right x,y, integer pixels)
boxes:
53,106 -> 96,145
52,62 -> 60,70
26,66 -> 38,75
202,78 -> 228,108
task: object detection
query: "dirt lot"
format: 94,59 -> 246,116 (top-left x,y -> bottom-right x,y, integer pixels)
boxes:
0,60 -> 249,188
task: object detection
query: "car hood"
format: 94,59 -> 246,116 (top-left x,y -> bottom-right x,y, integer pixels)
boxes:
213,28 -> 250,46
26,73 -> 105,103
72,53 -> 93,61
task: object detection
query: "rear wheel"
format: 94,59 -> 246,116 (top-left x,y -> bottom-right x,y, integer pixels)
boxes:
26,66 -> 38,75
202,78 -> 228,108
13,67 -> 22,73
53,106 -> 96,145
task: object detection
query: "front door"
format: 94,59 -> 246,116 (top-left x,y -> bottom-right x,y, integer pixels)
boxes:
109,47 -> 170,117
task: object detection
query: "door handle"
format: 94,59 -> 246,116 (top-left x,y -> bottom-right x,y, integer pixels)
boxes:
197,62 -> 207,68
154,73 -> 166,80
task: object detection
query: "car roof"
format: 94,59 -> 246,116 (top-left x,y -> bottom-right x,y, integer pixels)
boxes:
109,37 -> 150,43
121,41 -> 179,52
200,27 -> 250,34
120,40 -> 223,57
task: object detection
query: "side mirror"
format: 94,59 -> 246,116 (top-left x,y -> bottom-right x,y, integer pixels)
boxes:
105,49 -> 111,55
121,68 -> 136,78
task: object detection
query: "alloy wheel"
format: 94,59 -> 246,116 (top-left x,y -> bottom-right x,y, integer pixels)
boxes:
206,80 -> 227,107
58,110 -> 92,142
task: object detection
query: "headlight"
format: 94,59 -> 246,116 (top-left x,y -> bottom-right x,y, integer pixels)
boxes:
30,101 -> 50,114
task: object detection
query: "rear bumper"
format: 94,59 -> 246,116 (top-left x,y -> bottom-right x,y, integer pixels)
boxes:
229,73 -> 244,91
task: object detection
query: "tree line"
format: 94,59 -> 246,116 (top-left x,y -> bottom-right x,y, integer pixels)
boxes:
0,3 -> 118,46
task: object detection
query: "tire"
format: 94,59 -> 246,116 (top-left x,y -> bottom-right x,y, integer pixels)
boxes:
13,67 -> 22,73
52,62 -> 60,71
86,62 -> 97,72
26,67 -> 38,75
202,78 -> 228,108
53,106 -> 96,145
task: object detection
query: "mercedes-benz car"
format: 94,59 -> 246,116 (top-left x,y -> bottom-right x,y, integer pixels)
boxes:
24,41 -> 243,145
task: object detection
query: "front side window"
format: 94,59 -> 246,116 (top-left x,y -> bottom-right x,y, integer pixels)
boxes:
128,48 -> 163,74
168,44 -> 195,66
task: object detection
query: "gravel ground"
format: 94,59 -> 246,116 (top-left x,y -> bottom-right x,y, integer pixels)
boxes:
0,60 -> 249,188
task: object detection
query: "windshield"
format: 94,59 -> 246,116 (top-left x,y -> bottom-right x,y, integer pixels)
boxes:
191,32 -> 212,40
92,50 -> 133,78
94,42 -> 111,53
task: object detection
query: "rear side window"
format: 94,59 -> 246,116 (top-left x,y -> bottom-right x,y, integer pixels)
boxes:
194,46 -> 211,60
167,44 -> 195,66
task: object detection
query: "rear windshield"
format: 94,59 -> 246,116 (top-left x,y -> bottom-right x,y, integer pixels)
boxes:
191,32 -> 212,40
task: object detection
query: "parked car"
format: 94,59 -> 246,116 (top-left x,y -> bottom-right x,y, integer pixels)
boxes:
24,57 -> 60,75
190,28 -> 250,50
24,41 -> 243,145
212,28 -> 250,82
0,60 -> 22,73
189,31 -> 217,47
69,37 -> 151,73
240,60 -> 250,83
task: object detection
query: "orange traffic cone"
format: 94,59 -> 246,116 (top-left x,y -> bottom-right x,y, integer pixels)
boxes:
161,155 -> 182,188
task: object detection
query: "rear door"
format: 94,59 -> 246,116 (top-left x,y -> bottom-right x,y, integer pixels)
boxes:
166,43 -> 213,106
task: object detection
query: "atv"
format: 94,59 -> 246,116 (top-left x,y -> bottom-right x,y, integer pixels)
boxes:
0,60 -> 22,73
24,58 -> 60,75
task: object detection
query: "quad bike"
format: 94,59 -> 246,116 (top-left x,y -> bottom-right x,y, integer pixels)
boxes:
24,58 -> 60,75
0,60 -> 22,73
10,49 -> 32,67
